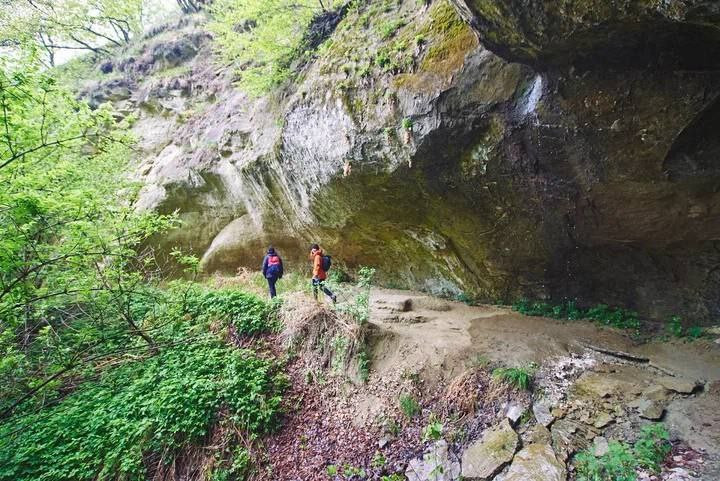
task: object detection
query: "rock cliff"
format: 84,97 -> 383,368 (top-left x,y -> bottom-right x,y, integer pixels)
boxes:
83,0 -> 720,322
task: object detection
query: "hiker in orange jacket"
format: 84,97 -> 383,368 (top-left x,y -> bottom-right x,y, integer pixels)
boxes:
309,243 -> 336,304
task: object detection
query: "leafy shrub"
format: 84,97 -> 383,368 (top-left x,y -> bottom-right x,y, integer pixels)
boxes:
0,341 -> 286,481
378,19 -> 406,39
513,298 -> 641,330
399,394 -> 421,418
492,365 -> 535,390
575,441 -> 637,481
668,315 -> 684,337
574,423 -> 671,481
634,424 -> 671,472
177,285 -> 273,335
686,326 -> 703,339
422,421 -> 444,442
371,451 -> 386,468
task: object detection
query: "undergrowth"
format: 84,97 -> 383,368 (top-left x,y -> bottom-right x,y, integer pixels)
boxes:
513,298 -> 642,331
0,285 -> 286,481
492,364 -> 536,391
574,423 -> 671,481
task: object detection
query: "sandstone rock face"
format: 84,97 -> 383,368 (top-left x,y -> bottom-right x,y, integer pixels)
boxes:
460,419 -> 518,479
502,444 -> 566,481
87,1 -> 720,321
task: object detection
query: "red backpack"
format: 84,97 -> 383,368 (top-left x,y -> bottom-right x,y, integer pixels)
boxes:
267,255 -> 281,277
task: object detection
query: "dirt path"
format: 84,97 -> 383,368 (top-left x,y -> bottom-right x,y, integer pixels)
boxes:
367,288 -> 720,479
369,288 -> 720,383
265,287 -> 720,480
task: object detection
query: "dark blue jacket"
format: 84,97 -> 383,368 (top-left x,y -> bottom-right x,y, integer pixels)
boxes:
262,251 -> 283,279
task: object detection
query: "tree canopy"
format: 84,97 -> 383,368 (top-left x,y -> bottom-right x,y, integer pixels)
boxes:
209,0 -> 338,94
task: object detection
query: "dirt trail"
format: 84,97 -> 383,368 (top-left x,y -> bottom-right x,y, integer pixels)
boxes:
369,288 -> 720,383
368,288 -> 720,479
266,287 -> 720,480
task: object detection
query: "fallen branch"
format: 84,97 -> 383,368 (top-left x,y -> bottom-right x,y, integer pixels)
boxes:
582,343 -> 650,363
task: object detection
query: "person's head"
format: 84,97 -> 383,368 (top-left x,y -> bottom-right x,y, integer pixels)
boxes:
267,246 -> 276,255
310,243 -> 319,253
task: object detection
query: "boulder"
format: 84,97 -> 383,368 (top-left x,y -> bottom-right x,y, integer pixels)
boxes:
502,444 -> 566,481
593,412 -> 613,429
526,423 -> 551,445
533,402 -> 554,427
504,402 -> 526,424
406,440 -> 461,481
461,419 -> 518,480
659,377 -> 702,395
593,436 -> 609,457
638,399 -> 666,420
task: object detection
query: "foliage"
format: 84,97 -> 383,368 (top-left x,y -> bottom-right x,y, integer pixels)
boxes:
178,284 -> 275,335
575,441 -> 637,481
399,394 -> 421,418
634,424 -> 671,472
343,464 -> 367,478
209,0 -> 339,94
0,280 -> 284,481
0,56 -> 177,416
575,423 -> 671,481
402,117 -> 414,130
513,298 -> 641,330
371,451 -> 386,468
357,349 -> 370,383
492,364 -> 536,390
422,421 -> 444,442
0,0 -> 145,66
668,315 -> 684,337
0,339 -> 286,481
336,266 -> 375,325
380,475 -> 405,481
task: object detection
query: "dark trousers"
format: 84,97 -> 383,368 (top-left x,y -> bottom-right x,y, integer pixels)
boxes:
267,276 -> 278,298
312,278 -> 334,300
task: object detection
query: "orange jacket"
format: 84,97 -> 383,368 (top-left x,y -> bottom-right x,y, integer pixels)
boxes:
310,248 -> 326,280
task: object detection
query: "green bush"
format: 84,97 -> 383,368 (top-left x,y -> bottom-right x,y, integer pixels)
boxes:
422,421 -> 443,442
492,365 -> 535,390
575,423 -> 671,481
0,341 -> 286,481
176,285 -> 273,335
513,299 -> 641,330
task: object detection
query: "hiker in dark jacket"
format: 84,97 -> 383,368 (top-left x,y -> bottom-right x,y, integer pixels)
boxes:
262,246 -> 284,298
309,243 -> 336,304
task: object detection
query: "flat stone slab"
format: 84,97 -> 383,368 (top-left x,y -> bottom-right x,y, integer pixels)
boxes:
406,440 -> 461,481
659,377 -> 702,394
461,419 -> 518,480
503,444 -> 566,481
533,402 -> 554,427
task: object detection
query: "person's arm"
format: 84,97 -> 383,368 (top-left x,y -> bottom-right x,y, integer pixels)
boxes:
262,255 -> 268,277
278,257 -> 284,278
